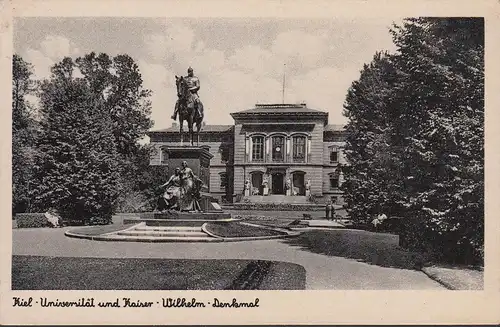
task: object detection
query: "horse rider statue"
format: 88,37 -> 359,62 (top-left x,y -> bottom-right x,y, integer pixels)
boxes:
172,66 -> 203,120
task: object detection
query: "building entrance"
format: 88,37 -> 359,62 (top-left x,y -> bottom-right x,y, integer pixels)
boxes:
251,171 -> 263,195
271,172 -> 285,195
292,172 -> 306,195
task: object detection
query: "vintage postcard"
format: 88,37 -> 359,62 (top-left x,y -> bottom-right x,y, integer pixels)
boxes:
1,0 -> 499,325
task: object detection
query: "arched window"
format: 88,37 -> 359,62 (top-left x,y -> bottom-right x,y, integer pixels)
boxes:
272,135 -> 285,162
251,136 -> 264,162
292,135 -> 306,162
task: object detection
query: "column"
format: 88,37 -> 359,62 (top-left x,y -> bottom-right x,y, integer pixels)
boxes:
249,137 -> 253,162
266,137 -> 271,162
245,136 -> 250,162
285,169 -> 291,196
286,137 -> 291,162
307,137 -> 312,163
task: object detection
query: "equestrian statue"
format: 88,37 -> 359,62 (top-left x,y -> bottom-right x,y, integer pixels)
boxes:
172,67 -> 204,146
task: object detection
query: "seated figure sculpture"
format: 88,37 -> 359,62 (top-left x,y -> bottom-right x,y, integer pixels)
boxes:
158,167 -> 182,211
157,162 -> 204,212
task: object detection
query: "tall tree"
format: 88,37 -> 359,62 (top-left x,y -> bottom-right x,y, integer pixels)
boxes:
344,18 -> 484,263
75,52 -> 153,157
12,54 -> 37,213
32,58 -> 121,223
390,18 -> 484,262
342,52 -> 402,221
76,53 -> 154,206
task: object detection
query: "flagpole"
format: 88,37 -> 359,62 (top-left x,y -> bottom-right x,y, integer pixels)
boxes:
282,64 -> 286,104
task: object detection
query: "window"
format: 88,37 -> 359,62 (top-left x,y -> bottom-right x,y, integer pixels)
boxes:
220,146 -> 229,163
330,146 -> 339,163
161,148 -> 168,165
251,136 -> 264,161
293,136 -> 306,162
219,172 -> 227,189
272,136 -> 285,162
329,173 -> 339,189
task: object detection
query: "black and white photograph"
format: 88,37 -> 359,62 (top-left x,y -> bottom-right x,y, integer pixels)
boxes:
3,0 -> 499,325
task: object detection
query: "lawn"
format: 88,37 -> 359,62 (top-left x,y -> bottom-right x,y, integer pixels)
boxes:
283,229 -> 428,270
12,256 -> 306,290
204,222 -> 286,238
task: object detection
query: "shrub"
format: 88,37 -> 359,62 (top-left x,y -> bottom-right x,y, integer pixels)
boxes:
16,213 -> 49,228
399,213 -> 483,266
232,202 -> 324,211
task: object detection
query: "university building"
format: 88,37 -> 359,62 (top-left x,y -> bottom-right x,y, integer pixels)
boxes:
148,103 -> 347,204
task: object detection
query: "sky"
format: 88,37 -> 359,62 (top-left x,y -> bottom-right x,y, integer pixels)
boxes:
14,17 -> 400,130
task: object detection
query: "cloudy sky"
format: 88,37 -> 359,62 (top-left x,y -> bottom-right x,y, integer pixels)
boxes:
14,17 -> 399,129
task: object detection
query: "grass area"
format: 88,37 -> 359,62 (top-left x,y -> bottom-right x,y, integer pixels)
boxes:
283,229 -> 428,270
244,218 -> 297,228
205,222 -> 285,238
421,265 -> 483,290
68,223 -> 136,236
12,256 -> 305,290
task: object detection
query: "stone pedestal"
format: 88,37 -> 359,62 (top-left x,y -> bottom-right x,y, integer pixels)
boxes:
305,190 -> 311,196
286,189 -> 291,196
161,146 -> 212,193
263,187 -> 269,196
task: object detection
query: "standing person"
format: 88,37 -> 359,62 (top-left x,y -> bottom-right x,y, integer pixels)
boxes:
325,201 -> 332,220
331,204 -> 336,221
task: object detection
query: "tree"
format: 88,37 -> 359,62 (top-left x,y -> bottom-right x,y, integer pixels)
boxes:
12,54 -> 37,213
343,18 -> 484,264
390,18 -> 484,263
342,52 -> 402,221
31,58 -> 121,223
75,52 -> 153,157
75,52 -> 154,208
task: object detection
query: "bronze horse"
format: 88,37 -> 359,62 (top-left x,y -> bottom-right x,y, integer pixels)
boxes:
175,76 -> 204,146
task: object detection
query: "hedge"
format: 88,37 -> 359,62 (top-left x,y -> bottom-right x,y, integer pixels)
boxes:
232,203 -> 324,211
15,213 -> 51,228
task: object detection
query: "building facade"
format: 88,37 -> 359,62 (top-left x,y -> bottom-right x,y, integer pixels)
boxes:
148,103 -> 347,204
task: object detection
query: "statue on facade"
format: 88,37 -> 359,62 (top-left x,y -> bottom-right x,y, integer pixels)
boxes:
285,178 -> 292,196
244,179 -> 250,196
158,167 -> 182,211
173,67 -> 204,145
262,177 -> 269,196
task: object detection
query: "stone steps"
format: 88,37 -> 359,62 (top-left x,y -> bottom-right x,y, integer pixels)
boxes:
100,234 -> 221,243
134,226 -> 202,232
116,230 -> 210,238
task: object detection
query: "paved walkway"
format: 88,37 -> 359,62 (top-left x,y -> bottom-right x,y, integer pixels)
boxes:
12,227 -> 444,290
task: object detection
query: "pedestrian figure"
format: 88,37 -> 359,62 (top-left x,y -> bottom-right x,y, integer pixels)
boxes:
325,202 -> 332,220
331,204 -> 336,221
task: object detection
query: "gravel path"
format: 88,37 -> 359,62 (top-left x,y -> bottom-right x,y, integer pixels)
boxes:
12,227 -> 444,290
